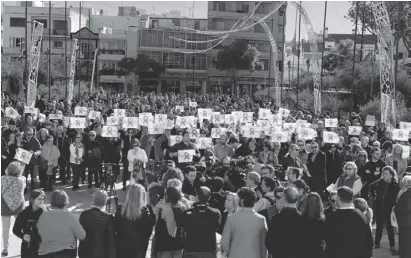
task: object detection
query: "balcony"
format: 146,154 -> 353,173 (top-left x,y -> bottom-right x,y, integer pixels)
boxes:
99,74 -> 126,84
208,10 -> 245,19
98,69 -> 127,76
99,49 -> 126,61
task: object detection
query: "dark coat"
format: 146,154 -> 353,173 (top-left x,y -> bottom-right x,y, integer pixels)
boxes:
370,179 -> 400,220
84,139 -> 103,168
307,151 -> 327,193
325,150 -> 343,184
114,205 -> 155,258
395,188 -> 411,227
302,216 -> 326,258
79,207 -> 117,258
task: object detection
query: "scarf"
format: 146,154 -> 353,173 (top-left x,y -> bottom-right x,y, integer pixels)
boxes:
1,176 -> 25,212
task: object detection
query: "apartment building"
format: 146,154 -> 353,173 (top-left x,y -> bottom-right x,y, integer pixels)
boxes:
207,1 -> 287,95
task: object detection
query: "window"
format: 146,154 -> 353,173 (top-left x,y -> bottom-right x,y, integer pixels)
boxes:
213,2 -> 218,10
33,19 -> 47,28
194,20 -> 201,30
242,4 -> 249,13
172,19 -> 180,27
9,37 -> 25,48
10,17 -> 26,27
53,20 -> 67,35
53,41 -> 63,49
218,2 -> 225,11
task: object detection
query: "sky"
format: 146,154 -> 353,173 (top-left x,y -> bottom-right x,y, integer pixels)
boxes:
4,1 -> 356,41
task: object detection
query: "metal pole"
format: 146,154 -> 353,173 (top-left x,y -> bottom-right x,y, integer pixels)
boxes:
296,1 -> 302,110
268,15 -> 273,102
351,2 -> 359,112
64,1 -> 68,97
87,9 -> 91,94
370,50 -> 374,99
48,2 -> 51,101
24,2 -> 28,101
192,54 -> 195,93
320,2 -> 327,96
78,1 -> 81,95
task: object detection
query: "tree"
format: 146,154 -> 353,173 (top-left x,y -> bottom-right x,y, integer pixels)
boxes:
322,39 -> 354,71
212,40 -> 261,95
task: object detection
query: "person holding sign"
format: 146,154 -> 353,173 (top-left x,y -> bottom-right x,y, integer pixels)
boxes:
169,132 -> 200,170
23,128 -> 42,191
1,162 -> 26,257
127,139 -> 148,185
385,144 -> 408,179
39,136 -> 61,191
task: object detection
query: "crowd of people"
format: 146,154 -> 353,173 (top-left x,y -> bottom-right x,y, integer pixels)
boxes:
1,89 -> 411,258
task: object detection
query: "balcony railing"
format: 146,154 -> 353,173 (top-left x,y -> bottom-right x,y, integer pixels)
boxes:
98,69 -> 127,76
99,49 -> 126,55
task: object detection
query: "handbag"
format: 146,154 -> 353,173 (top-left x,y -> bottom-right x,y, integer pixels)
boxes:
390,210 -> 398,228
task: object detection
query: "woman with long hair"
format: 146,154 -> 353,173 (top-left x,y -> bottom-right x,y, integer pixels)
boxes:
395,175 -> 411,258
301,192 -> 326,258
333,161 -> 362,197
115,183 -> 155,258
291,179 -> 310,213
1,162 -> 26,257
37,128 -> 49,146
7,132 -> 24,163
356,150 -> 368,178
218,192 -> 240,234
370,166 -> 400,254
13,190 -> 47,258
154,187 -> 186,258
385,144 -> 408,179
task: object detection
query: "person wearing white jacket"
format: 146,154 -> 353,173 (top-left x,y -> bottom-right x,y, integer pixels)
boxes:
69,132 -> 85,190
127,138 -> 148,186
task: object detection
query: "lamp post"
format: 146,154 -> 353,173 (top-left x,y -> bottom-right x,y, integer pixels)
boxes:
192,54 -> 195,92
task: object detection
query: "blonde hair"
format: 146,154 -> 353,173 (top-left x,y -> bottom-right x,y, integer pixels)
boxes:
343,161 -> 358,176
167,178 -> 183,190
226,192 -> 239,211
121,184 -> 146,220
6,161 -> 24,177
392,144 -> 403,159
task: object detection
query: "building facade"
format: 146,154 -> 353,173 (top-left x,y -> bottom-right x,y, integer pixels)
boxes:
207,1 -> 287,95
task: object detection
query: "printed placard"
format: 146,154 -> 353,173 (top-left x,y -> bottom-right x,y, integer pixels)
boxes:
399,122 -> 411,131
401,145 -> 410,159
296,120 -> 308,128
271,131 -> 289,143
198,108 -> 212,120
256,120 -> 271,128
211,128 -> 227,138
365,115 -> 376,126
283,123 -> 297,132
178,149 -> 195,163
225,114 -> 235,124
187,128 -> 200,139
139,113 -> 153,127
243,126 -> 262,138
122,117 -> 139,129
63,117 -> 70,126
170,135 -> 182,146
227,122 -> 237,133
264,126 -> 281,135
258,108 -> 271,120
348,126 -> 362,135
325,118 -> 338,128
155,114 -> 168,124
175,116 -> 189,128
242,112 -> 254,123
88,111 -> 101,120
14,148 -> 33,164
232,111 -> 243,122
69,117 -> 87,129
38,113 -> 46,123
392,129 -> 409,142
165,119 -> 175,130
189,101 -> 197,108
24,106 -> 36,114
148,123 -> 165,135
212,113 -> 225,124
101,126 -> 119,137
298,128 -> 317,140
5,107 -> 19,119
48,114 -> 63,120
196,137 -> 213,149
279,108 -> 290,118
185,116 -> 197,128
323,131 -> 339,144
106,116 -> 120,126
175,106 -> 185,113
113,109 -> 126,117
74,107 -> 88,116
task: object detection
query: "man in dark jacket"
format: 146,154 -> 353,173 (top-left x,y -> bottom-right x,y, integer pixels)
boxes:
266,186 -> 305,258
85,131 -> 103,188
307,141 -> 327,195
79,190 -> 116,258
325,186 -> 373,258
54,126 -> 71,184
181,186 -> 221,258
23,128 -> 42,189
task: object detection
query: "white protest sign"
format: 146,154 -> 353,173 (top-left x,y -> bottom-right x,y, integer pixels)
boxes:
176,116 -> 189,128
69,117 -> 87,128
114,109 -> 126,117
225,114 -> 235,124
139,113 -> 153,127
365,115 -> 376,126
38,113 -> 46,123
243,126 -> 261,138
212,113 -> 225,124
284,123 -> 297,132
74,107 -> 88,116
242,112 -> 254,123
399,122 -> 411,131
196,137 -> 213,149
122,117 -> 139,129
198,108 -> 212,120
392,129 -> 409,142
227,122 -> 237,133
185,116 -> 197,128
232,111 -> 243,122
170,135 -> 182,146
148,123 -> 165,135
189,101 -> 197,108
14,148 -> 33,165
63,117 -> 70,127
106,116 -> 120,126
211,128 -> 227,138
165,119 -> 175,130
88,111 -> 101,120
48,114 -> 63,120
5,107 -> 18,119
401,145 -> 410,159
175,106 -> 185,113
155,114 -> 168,124
323,131 -> 339,144
348,126 -> 362,135
271,131 -> 289,143
102,126 -> 119,137
264,126 -> 282,135
187,128 -> 200,139
178,149 -> 195,163
279,108 -> 291,118
24,106 -> 36,114
258,108 -> 271,120
256,120 -> 271,128
325,118 -> 338,128
296,120 -> 308,128
298,128 -> 317,140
